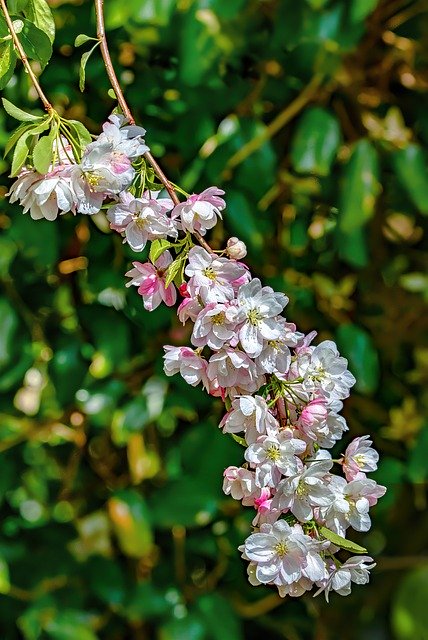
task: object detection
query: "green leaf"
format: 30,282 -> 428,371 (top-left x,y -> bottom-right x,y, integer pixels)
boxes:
0,300 -> 19,371
231,433 -> 246,447
44,611 -> 98,640
336,323 -> 380,395
24,0 -> 55,44
350,0 -> 379,23
392,567 -> 428,640
4,122 -> 35,156
159,615 -> 206,640
291,107 -> 341,176
108,489 -> 153,557
74,34 -> 97,47
197,594 -> 243,640
79,43 -> 100,92
10,129 -> 31,176
392,144 -> 428,215
338,139 -> 381,232
149,476 -> 218,528
8,0 -> 30,11
0,41 -> 17,90
32,126 -> 56,174
67,119 -> 92,149
164,255 -> 185,287
16,17 -> 53,67
2,98 -> 42,122
407,424 -> 428,484
149,239 -> 174,264
319,526 -> 368,554
0,556 -> 10,595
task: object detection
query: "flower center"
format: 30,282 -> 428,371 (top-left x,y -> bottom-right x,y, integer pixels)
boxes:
86,172 -> 102,188
354,454 -> 366,467
135,217 -> 147,230
274,541 -> 288,557
310,366 -> 326,382
266,444 -> 281,461
296,480 -> 308,497
268,339 -> 279,349
203,267 -> 217,281
211,312 -> 225,325
247,308 -> 261,326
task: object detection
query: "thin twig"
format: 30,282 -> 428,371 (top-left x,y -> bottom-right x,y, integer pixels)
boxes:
222,74 -> 324,177
0,0 -> 52,111
94,0 -> 216,255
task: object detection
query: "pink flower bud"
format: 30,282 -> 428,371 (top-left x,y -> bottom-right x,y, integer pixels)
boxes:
227,237 -> 247,259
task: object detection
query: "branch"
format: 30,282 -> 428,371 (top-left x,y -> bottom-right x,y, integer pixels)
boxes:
222,74 -> 324,178
0,0 -> 53,111
93,0 -> 214,255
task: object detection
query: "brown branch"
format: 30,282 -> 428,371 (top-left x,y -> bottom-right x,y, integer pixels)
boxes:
94,0 -> 215,255
0,0 -> 52,111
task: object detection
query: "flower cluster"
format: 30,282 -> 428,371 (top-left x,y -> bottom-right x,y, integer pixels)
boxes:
8,115 -> 149,220
8,113 -> 386,602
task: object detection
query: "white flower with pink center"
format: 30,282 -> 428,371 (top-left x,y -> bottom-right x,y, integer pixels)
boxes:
107,193 -> 177,251
322,475 -> 386,535
163,346 -> 208,389
222,466 -> 257,503
191,302 -> 239,350
125,251 -> 177,311
314,556 -> 376,602
298,340 -> 356,401
185,247 -> 246,304
245,432 -> 306,487
206,347 -> 262,397
341,435 -> 379,481
220,395 -> 279,444
234,278 -> 288,358
277,462 -> 334,522
240,520 -> 313,586
8,166 -> 76,221
172,187 -> 225,235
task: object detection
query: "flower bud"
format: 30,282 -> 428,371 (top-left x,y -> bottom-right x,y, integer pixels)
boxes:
226,237 -> 247,259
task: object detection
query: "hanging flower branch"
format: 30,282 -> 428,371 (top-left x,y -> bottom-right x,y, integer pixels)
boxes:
0,0 -> 385,602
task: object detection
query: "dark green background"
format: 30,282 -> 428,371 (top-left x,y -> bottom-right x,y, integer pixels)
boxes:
1,0 -> 428,638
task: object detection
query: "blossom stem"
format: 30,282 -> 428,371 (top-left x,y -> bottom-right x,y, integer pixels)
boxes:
0,0 -> 53,112
93,0 -> 214,255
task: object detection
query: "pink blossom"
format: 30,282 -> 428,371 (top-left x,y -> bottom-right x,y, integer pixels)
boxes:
125,251 -> 177,311
341,436 -> 379,481
223,466 -> 256,502
191,302 -> 239,350
185,247 -> 246,304
172,187 -> 225,235
163,346 -> 208,389
207,347 -> 263,398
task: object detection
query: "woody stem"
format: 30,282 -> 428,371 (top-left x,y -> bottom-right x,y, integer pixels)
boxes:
94,0 -> 214,254
0,0 -> 53,111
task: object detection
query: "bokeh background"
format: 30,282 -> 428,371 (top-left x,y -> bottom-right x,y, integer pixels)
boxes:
1,0 -> 428,638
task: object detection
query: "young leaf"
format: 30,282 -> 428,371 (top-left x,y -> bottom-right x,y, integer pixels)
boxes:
79,42 -> 100,92
8,0 -> 29,11
24,0 -> 55,44
10,130 -> 31,176
319,526 -> 368,554
74,34 -> 97,47
149,239 -> 174,264
0,41 -> 17,90
2,97 -> 43,122
14,17 -> 52,67
231,434 -> 246,447
67,119 -> 92,148
32,127 -> 56,174
4,122 -> 35,157
164,256 -> 184,288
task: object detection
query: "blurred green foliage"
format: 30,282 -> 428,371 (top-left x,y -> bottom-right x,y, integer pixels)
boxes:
0,0 -> 428,638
